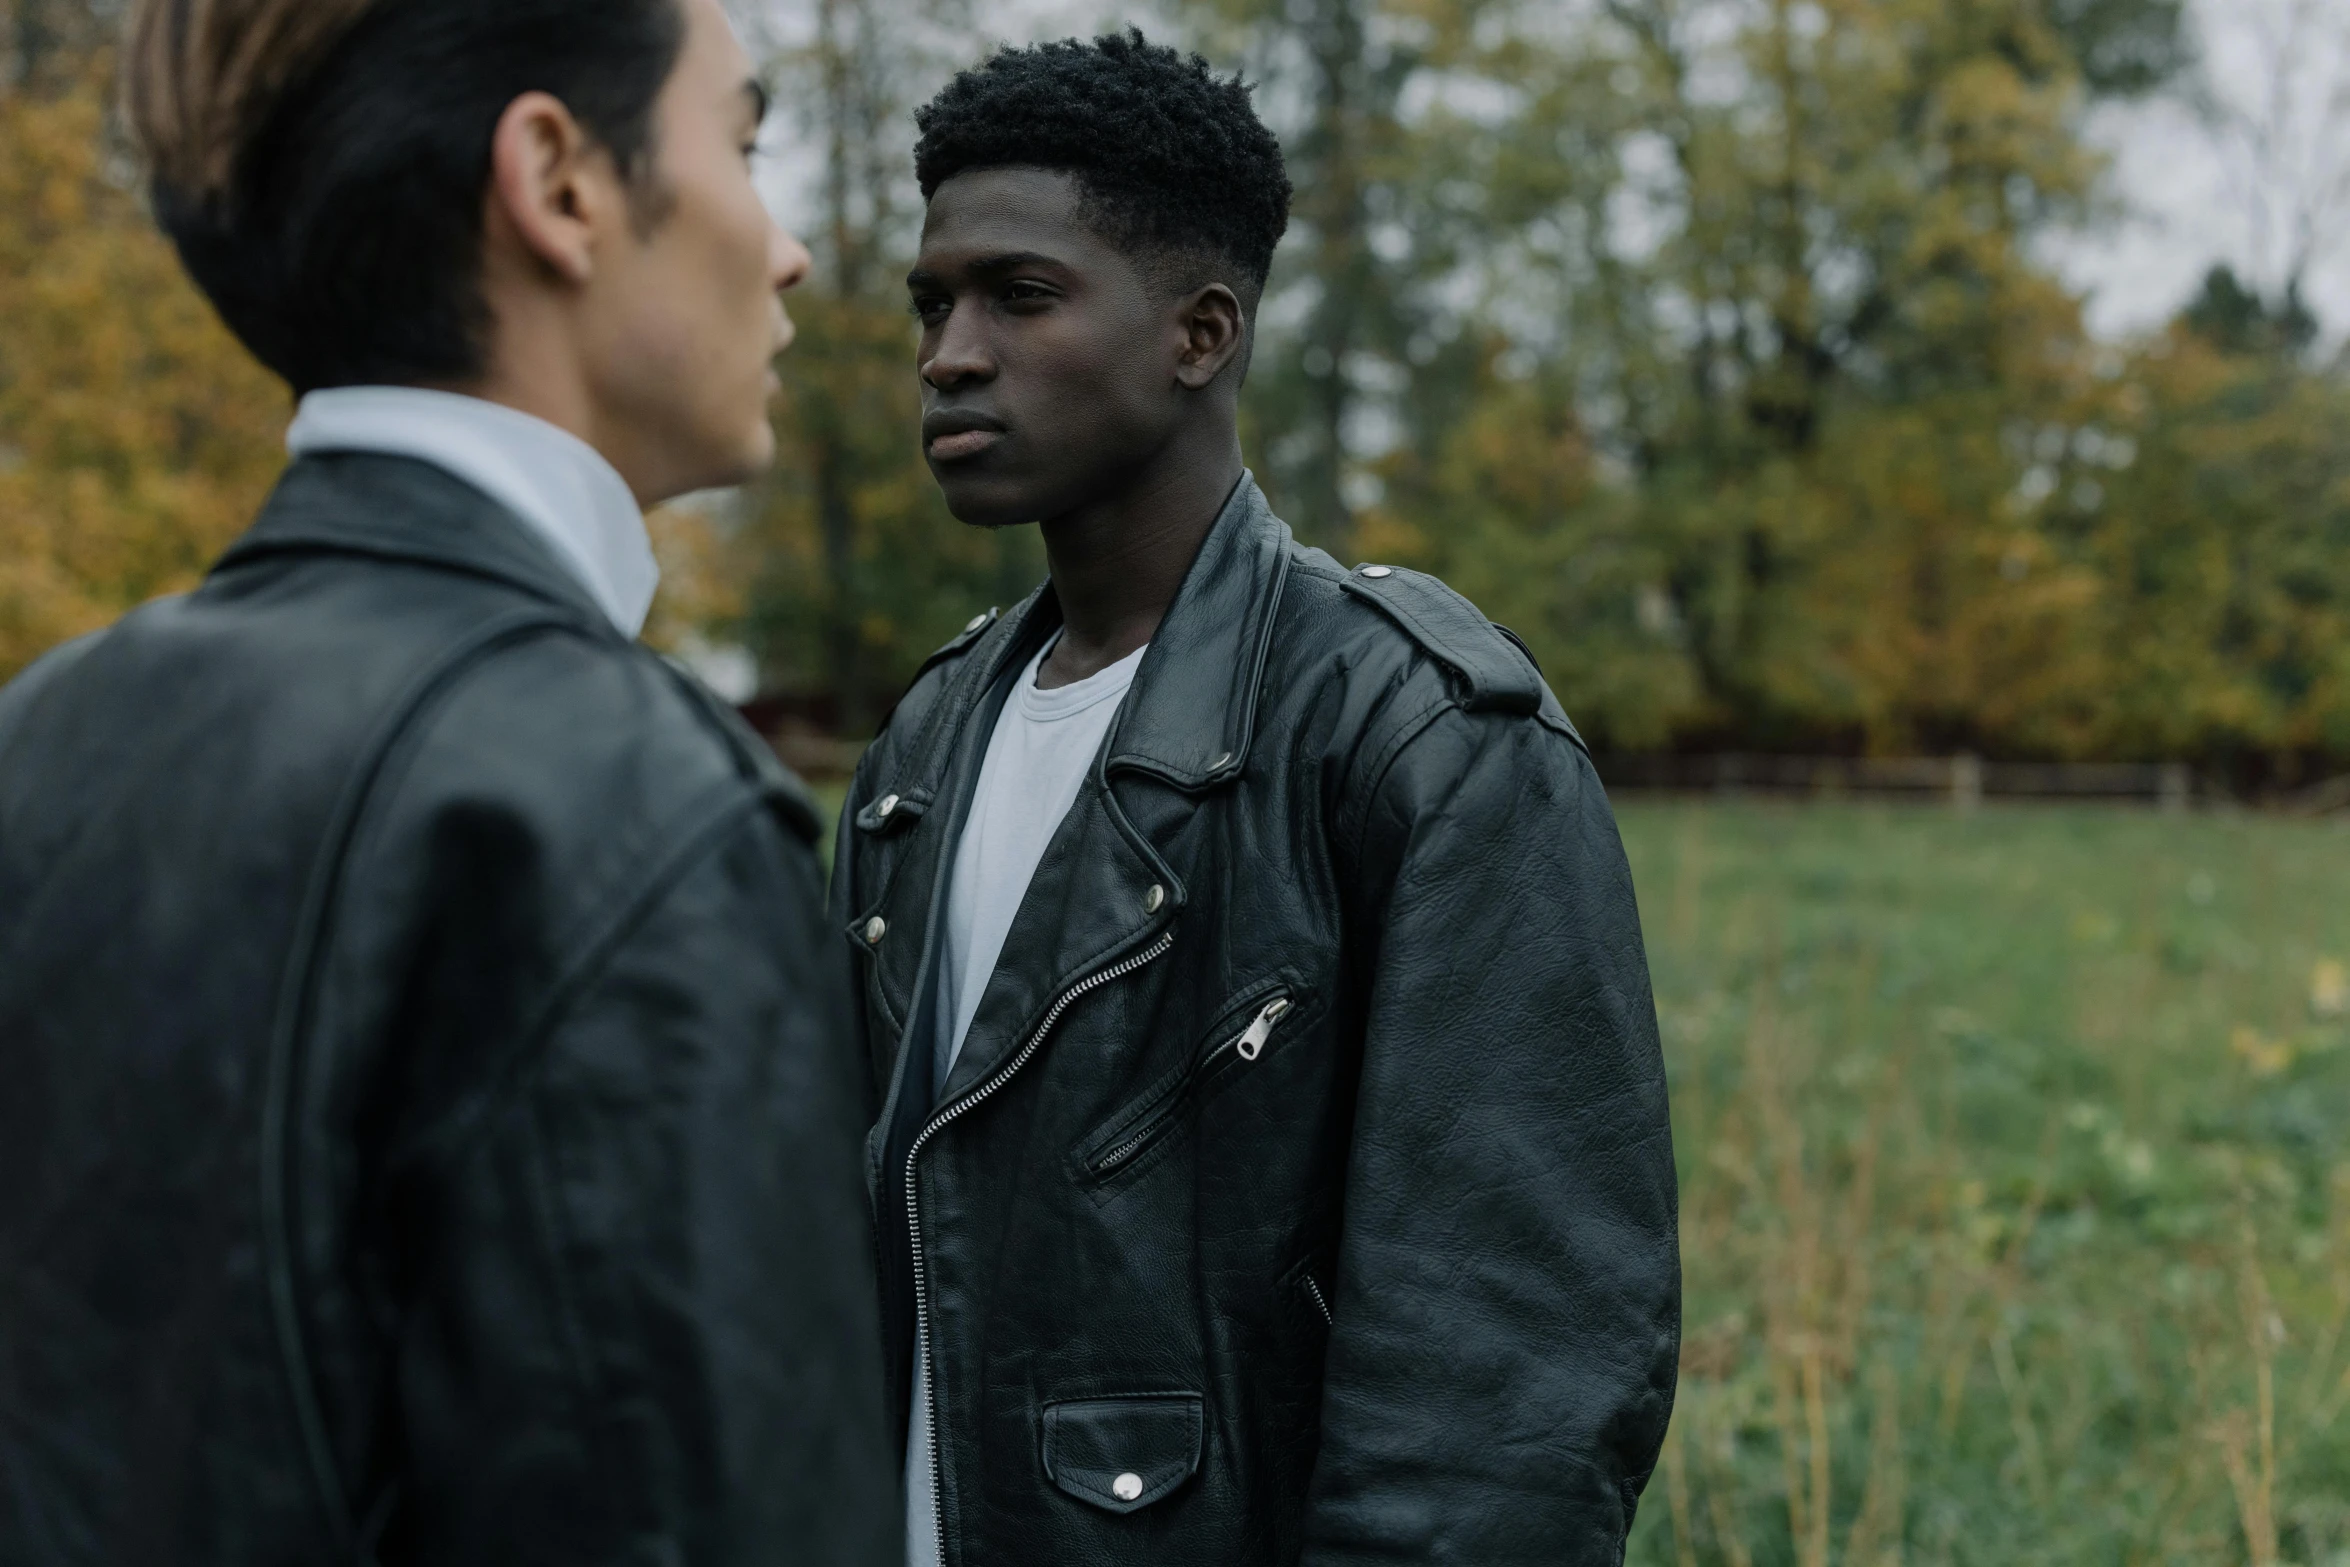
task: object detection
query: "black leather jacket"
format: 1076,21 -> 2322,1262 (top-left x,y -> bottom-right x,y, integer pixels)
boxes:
832,476 -> 1680,1565
0,455 -> 894,1566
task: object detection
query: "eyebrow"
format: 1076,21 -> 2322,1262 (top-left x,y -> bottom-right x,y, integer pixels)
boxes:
904,252 -> 1070,290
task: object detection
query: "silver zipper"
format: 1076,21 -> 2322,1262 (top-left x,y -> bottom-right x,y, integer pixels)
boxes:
1234,996 -> 1291,1060
907,928 -> 1173,1563
1092,995 -> 1292,1174
1303,1271 -> 1334,1327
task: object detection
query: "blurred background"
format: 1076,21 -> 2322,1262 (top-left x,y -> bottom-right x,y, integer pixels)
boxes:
6,0 -> 2350,1558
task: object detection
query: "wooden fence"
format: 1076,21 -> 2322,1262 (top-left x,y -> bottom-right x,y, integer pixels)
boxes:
738,704 -> 2350,815
1591,753 -> 2198,811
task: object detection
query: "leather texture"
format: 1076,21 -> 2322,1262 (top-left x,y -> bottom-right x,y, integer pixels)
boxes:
833,474 -> 1681,1566
0,454 -> 895,1567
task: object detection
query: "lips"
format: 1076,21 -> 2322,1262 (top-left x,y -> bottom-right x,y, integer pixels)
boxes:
923,408 -> 1008,463
929,429 -> 1001,461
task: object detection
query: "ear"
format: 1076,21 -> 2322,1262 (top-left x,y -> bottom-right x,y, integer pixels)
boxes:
484,90 -> 621,285
1173,283 -> 1248,391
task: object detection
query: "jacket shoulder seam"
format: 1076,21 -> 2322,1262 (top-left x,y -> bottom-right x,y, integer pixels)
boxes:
1334,687 -> 1459,869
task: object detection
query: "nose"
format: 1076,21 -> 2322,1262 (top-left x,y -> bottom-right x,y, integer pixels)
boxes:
770,222 -> 812,294
921,301 -> 995,392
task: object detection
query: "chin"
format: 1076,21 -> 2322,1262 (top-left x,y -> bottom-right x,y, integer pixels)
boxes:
933,464 -> 1049,530
691,420 -> 775,494
940,490 -> 1037,530
735,420 -> 778,477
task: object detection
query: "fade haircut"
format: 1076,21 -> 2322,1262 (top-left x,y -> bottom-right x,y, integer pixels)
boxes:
913,29 -> 1291,310
124,0 -> 686,394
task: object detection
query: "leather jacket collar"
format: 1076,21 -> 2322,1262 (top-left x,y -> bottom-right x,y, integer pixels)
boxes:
1105,472 -> 1292,790
213,452 -> 615,635
879,471 -> 1293,826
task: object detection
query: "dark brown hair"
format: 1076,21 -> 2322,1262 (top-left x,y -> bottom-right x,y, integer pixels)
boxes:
122,0 -> 686,393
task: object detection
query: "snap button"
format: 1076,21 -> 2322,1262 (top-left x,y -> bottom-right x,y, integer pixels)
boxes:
1360,564 -> 1393,578
876,793 -> 900,818
1211,751 -> 1233,770
863,916 -> 887,945
1143,884 -> 1165,914
964,612 -> 989,633
1111,1472 -> 1144,1502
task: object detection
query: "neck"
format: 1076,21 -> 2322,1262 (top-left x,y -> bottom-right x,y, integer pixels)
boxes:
1035,420 -> 1243,688
440,314 -> 661,510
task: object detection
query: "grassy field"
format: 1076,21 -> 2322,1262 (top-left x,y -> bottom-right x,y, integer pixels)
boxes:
1615,800 -> 2350,1567
817,784 -> 2350,1557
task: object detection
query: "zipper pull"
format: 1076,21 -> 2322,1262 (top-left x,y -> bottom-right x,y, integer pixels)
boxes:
1235,997 -> 1292,1061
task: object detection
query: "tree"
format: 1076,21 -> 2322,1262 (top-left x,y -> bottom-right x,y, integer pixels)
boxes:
2193,0 -> 2350,317
2181,263 -> 2317,357
1181,0 -> 1475,559
729,0 -> 1042,730
1216,0 -> 2209,756
0,64 -> 286,682
4,0 -> 116,91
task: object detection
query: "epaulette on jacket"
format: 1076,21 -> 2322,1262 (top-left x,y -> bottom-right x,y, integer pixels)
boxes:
872,606 -> 1001,743
1338,563 -> 1546,716
1337,562 -> 1589,752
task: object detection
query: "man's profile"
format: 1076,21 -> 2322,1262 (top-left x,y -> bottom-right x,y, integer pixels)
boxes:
0,2 -> 892,1562
833,30 -> 1681,1566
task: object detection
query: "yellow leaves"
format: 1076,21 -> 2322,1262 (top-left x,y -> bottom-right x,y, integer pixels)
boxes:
640,502 -> 745,656
1924,54 -> 2088,195
2230,1024 -> 2293,1079
2312,960 -> 2349,1019
0,73 -> 285,682
2217,959 -> 2350,1079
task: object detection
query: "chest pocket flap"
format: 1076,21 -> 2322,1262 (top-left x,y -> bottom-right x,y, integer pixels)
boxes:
1041,1393 -> 1203,1513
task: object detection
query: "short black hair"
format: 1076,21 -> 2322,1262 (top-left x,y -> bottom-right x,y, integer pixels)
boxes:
913,29 -> 1291,301
148,0 -> 686,395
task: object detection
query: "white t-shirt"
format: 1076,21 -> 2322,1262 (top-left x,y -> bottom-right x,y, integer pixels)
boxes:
907,633 -> 1145,1567
934,635 -> 1146,1083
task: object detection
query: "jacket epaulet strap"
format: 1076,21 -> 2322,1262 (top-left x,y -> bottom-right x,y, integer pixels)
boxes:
1340,565 -> 1544,717
870,606 -> 1003,744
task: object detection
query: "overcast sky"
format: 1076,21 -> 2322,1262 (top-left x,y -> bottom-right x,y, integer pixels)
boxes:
754,0 -> 2350,342
2052,0 -> 2350,340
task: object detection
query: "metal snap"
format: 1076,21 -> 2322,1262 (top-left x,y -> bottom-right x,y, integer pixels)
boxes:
1360,564 -> 1393,578
1143,884 -> 1165,914
1211,751 -> 1233,770
964,612 -> 989,633
863,916 -> 887,945
1111,1472 -> 1144,1502
876,793 -> 900,818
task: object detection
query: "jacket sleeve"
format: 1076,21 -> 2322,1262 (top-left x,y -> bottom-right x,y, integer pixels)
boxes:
394,801 -> 897,1567
1306,705 -> 1679,1564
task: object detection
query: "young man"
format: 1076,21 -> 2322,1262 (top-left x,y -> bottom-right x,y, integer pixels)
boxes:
0,2 -> 892,1562
832,32 -> 1681,1567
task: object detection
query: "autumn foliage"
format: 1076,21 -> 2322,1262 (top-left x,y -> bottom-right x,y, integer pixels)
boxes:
0,69 -> 286,680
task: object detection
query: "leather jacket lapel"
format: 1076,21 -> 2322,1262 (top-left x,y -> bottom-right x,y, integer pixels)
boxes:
933,770 -> 1181,1103
1105,474 -> 1292,791
852,593 -> 1057,1040
929,473 -> 1291,1100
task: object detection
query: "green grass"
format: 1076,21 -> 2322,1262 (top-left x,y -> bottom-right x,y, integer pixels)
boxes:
1616,800 -> 2350,1567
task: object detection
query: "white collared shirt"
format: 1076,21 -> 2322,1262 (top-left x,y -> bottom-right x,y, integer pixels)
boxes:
285,386 -> 659,636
